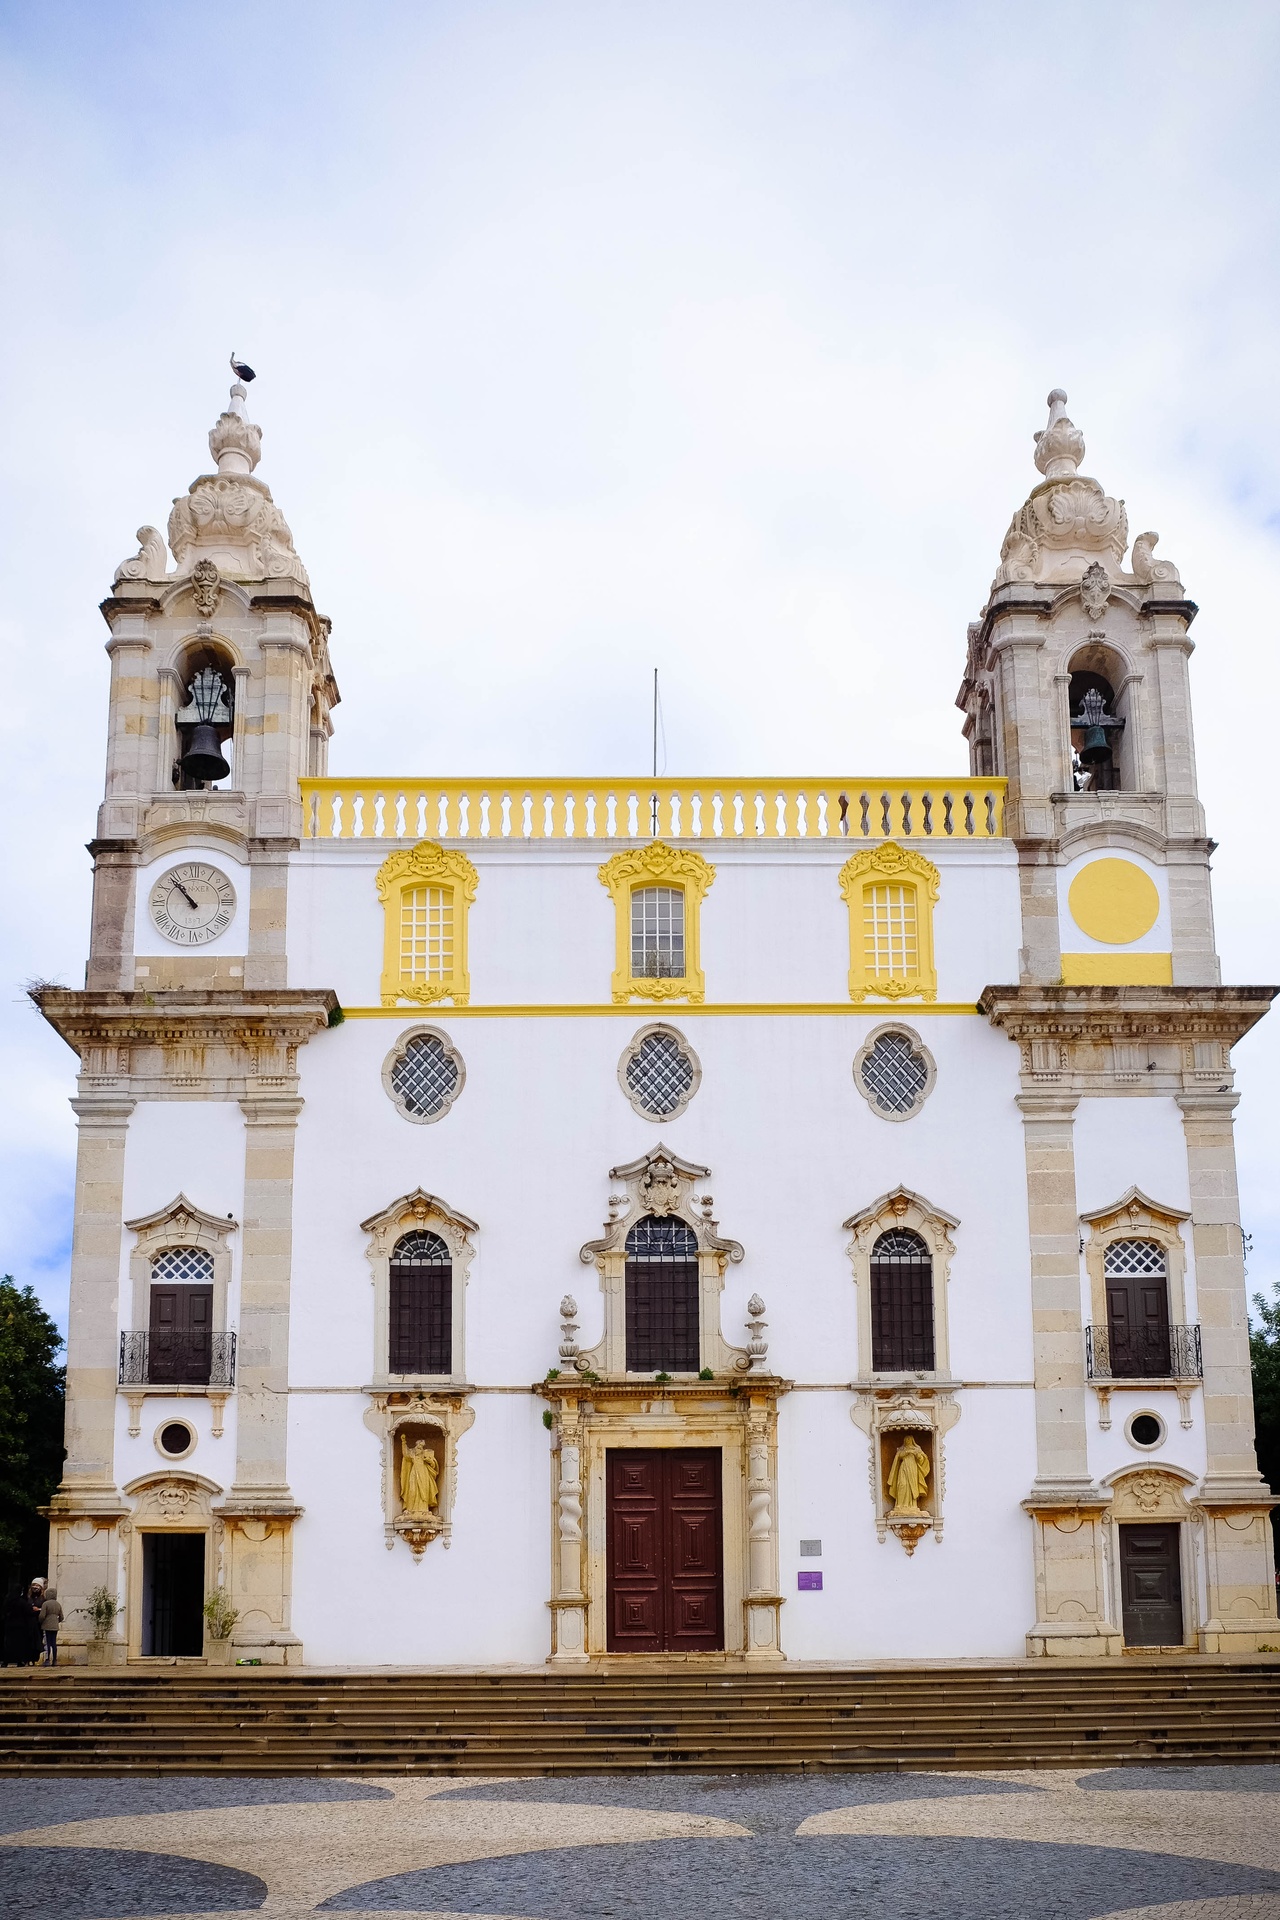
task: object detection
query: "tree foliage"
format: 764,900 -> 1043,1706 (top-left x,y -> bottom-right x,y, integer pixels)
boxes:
0,1278 -> 65,1586
1251,1280 -> 1280,1567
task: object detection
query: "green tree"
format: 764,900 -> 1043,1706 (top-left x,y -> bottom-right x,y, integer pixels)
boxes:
1251,1279 -> 1280,1570
0,1278 -> 65,1591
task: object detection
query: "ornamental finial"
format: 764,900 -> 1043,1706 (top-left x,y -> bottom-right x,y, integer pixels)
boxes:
1032,387 -> 1085,480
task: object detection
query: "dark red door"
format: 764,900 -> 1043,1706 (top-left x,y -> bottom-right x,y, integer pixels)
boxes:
149,1284 -> 213,1385
1119,1523 -> 1184,1646
606,1449 -> 723,1653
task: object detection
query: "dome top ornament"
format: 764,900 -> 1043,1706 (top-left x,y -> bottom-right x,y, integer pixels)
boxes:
162,363 -> 310,591
1032,388 -> 1085,480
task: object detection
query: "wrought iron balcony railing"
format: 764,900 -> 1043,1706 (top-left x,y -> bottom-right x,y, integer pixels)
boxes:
1085,1323 -> 1202,1383
119,1331 -> 236,1389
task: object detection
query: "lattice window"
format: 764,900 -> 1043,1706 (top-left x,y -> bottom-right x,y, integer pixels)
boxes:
150,1246 -> 215,1286
625,1213 -> 699,1371
400,886 -> 454,984
388,1031 -> 462,1120
859,1031 -> 930,1116
870,1228 -> 935,1371
863,884 -> 918,986
1104,1240 -> 1167,1278
389,1230 -> 452,1375
625,1030 -> 696,1118
631,887 -> 685,979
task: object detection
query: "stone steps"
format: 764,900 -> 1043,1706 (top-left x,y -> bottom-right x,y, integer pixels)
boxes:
2,1663 -> 1278,1773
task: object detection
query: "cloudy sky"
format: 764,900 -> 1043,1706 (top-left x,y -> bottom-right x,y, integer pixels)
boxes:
2,1 -> 1279,1330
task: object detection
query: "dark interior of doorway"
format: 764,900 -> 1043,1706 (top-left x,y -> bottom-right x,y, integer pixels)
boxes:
142,1532 -> 205,1656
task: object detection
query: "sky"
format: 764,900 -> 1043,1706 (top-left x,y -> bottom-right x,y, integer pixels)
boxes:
2,0 -> 1279,1333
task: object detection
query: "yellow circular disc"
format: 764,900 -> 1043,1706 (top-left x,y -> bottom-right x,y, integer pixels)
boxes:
1068,859 -> 1160,945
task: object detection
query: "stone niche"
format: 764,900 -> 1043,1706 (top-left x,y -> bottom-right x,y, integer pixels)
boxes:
363,1390 -> 475,1559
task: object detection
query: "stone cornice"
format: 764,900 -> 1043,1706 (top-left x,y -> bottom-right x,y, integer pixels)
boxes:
981,983 -> 1275,1098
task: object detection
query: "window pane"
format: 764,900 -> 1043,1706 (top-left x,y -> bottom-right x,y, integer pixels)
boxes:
863,883 -> 918,983
631,886 -> 685,978
389,1231 -> 452,1374
151,1247 -> 214,1285
400,886 -> 454,982
625,1213 -> 699,1370
869,1228 -> 934,1371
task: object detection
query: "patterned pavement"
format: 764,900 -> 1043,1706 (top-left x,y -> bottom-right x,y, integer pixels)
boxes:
1,1766 -> 1278,1919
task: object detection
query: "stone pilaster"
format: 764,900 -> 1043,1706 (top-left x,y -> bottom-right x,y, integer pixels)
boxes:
548,1396 -> 588,1664
1018,1091 -> 1121,1655
244,841 -> 292,989
85,844 -> 138,992
1177,1092 -> 1279,1649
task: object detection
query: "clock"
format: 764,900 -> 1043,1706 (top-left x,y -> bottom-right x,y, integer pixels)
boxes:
149,862 -> 237,946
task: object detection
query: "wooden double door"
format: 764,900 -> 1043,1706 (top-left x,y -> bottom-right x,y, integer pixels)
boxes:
606,1449 -> 724,1653
1119,1523 -> 1185,1646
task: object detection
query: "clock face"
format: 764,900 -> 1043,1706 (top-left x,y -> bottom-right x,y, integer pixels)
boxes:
149,862 -> 237,946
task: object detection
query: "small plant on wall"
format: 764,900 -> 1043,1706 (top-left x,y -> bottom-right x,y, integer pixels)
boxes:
81,1586 -> 118,1640
202,1590 -> 239,1640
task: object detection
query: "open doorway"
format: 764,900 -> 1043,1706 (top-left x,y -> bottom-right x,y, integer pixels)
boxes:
141,1533 -> 205,1656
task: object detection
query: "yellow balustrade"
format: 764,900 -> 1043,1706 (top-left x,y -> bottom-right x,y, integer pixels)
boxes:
299,777 -> 1007,842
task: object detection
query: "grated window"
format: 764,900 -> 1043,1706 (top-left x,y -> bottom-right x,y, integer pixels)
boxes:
870,1228 -> 935,1371
389,1230 -> 452,1374
151,1247 -> 214,1285
624,1214 -> 699,1372
389,1032 -> 461,1119
860,1031 -> 929,1116
625,1030 -> 695,1117
400,886 -> 454,983
1104,1240 -> 1166,1278
863,883 -> 918,984
631,886 -> 685,979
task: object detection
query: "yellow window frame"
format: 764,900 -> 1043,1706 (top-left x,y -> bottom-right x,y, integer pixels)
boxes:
375,840 -> 479,1007
598,840 -> 715,1004
839,842 -> 939,1002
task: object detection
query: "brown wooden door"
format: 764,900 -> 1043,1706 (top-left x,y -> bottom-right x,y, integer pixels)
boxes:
1107,1273 -> 1171,1377
606,1449 -> 723,1653
149,1284 -> 213,1385
1119,1522 -> 1184,1646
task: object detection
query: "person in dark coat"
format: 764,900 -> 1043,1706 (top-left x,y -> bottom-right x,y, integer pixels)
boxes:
38,1587 -> 63,1666
2,1588 -> 34,1666
25,1581 -> 46,1665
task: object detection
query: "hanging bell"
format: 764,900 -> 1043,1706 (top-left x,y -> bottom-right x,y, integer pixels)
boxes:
179,722 -> 231,783
1078,725 -> 1112,765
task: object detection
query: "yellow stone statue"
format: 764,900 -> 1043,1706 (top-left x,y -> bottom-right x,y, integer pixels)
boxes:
400,1437 -> 440,1516
886,1433 -> 930,1518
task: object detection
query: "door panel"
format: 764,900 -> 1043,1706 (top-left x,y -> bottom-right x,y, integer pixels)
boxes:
1119,1523 -> 1184,1646
148,1286 -> 214,1385
1107,1276 -> 1171,1377
606,1449 -> 724,1653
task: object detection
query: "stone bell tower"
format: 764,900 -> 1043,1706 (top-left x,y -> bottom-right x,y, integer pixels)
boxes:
966,392 -> 1277,1656
89,373 -> 339,992
35,373 -> 339,1663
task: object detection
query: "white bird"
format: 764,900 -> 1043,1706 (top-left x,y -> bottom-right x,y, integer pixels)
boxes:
229,351 -> 256,383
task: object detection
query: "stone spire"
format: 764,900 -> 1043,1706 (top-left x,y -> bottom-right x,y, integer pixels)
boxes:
987,389 -> 1181,604
109,373 -> 310,592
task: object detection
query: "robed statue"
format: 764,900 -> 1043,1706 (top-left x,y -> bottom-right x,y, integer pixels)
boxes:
886,1433 -> 930,1518
400,1437 -> 440,1516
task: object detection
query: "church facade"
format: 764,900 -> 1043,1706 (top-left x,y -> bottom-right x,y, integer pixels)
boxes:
37,382 -> 1278,1667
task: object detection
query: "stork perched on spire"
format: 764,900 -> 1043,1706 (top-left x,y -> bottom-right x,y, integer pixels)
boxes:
229,351 -> 256,383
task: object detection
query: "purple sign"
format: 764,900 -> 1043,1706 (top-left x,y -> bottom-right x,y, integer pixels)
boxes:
797,1571 -> 823,1591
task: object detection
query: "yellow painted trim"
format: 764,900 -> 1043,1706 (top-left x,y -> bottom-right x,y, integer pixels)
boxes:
1060,952 -> 1174,985
1067,858 -> 1161,945
597,840 -> 715,1004
374,840 -> 479,1007
838,842 -> 939,1004
339,1002 -> 984,1019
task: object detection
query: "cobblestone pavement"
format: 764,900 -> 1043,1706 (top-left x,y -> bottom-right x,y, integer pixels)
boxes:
1,1766 -> 1278,1919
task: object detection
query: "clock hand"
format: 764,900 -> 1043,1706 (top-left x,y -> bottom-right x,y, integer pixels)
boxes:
172,881 -> 200,912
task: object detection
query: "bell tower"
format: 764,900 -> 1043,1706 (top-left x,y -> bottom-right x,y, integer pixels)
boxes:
957,389 -> 1213,988
90,372 -> 339,991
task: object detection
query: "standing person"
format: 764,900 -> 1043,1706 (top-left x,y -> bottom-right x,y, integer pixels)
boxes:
25,1581 -> 46,1667
38,1587 -> 63,1666
2,1588 -> 32,1666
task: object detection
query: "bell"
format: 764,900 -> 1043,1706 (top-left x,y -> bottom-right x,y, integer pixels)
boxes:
1078,725 -> 1112,765
180,722 -> 231,783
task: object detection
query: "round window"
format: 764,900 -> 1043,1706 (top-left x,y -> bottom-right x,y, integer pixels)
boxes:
1127,1411 -> 1164,1450
158,1421 -> 194,1458
620,1026 -> 701,1120
854,1026 -> 936,1120
383,1027 -> 465,1123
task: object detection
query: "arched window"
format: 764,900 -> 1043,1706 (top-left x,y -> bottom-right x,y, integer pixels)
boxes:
1067,646 -> 1128,793
870,1229 -> 935,1372
173,648 -> 234,792
149,1246 -> 215,1385
1103,1239 -> 1170,1378
389,1230 -> 452,1375
625,1215 -> 699,1373
631,886 -> 685,979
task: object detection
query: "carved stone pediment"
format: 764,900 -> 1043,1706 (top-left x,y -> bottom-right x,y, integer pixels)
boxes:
1080,1186 -> 1189,1237
360,1188 -> 478,1260
580,1147 -> 743,1266
1107,1467 -> 1195,1522
843,1185 -> 957,1260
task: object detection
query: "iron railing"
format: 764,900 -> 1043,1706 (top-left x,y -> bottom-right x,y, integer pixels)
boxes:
119,1330 -> 236,1388
1085,1323 -> 1201,1382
